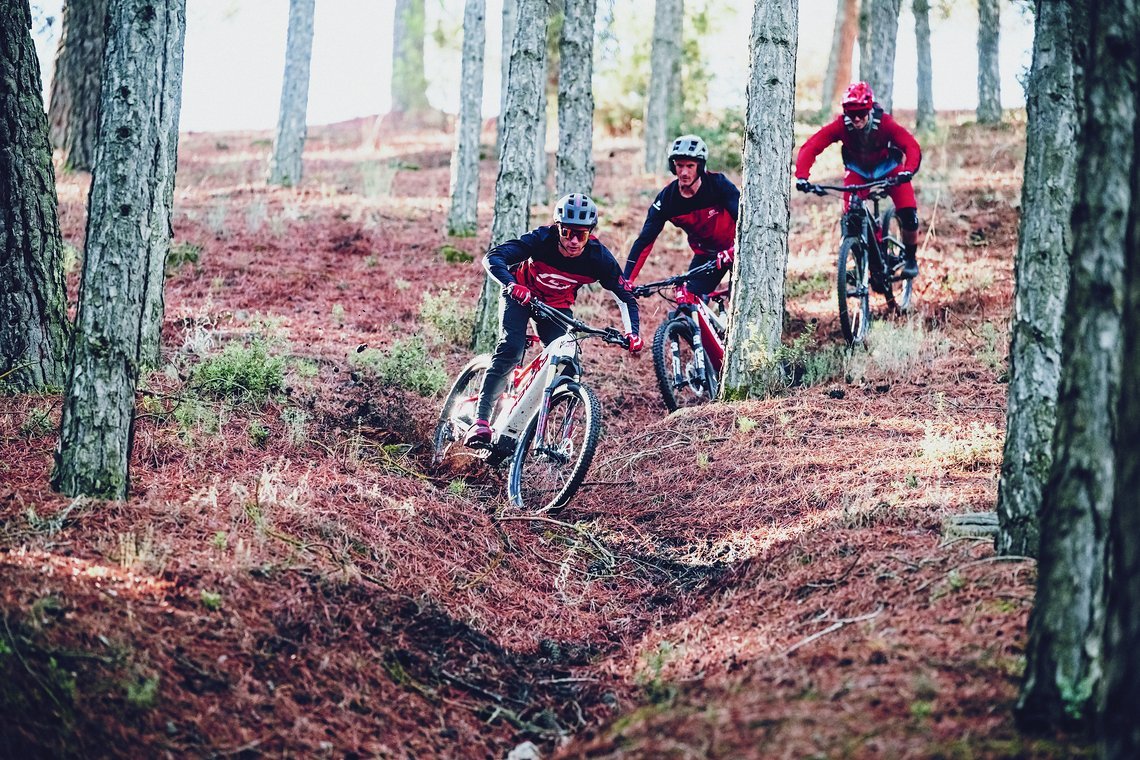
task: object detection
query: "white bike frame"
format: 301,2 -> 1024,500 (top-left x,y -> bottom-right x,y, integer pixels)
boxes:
490,331 -> 581,447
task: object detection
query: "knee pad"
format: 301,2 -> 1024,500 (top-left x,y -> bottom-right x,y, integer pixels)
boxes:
896,207 -> 919,231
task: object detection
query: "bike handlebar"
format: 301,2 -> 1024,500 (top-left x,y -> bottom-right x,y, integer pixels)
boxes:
800,176 -> 905,197
630,261 -> 718,298
529,299 -> 630,348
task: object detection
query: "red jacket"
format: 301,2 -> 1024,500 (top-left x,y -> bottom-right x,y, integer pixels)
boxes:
795,105 -> 921,180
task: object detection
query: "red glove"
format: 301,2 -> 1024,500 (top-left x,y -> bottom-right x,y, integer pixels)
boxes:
626,333 -> 643,354
715,248 -> 735,269
504,283 -> 531,305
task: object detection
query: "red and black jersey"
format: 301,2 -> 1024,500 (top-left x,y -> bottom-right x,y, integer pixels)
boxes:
484,225 -> 640,335
623,171 -> 740,282
795,104 -> 922,180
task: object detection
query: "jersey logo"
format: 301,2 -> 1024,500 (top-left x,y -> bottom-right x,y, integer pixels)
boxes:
536,272 -> 580,290
653,200 -> 662,210
708,209 -> 718,218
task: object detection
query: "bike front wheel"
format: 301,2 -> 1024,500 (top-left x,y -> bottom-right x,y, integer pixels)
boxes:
837,237 -> 871,347
652,317 -> 717,412
880,207 -> 914,313
432,355 -> 490,461
508,382 -> 601,512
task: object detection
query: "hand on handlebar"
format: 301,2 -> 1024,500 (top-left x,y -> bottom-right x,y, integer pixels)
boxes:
891,171 -> 913,186
504,283 -> 532,305
715,248 -> 735,270
796,178 -> 812,193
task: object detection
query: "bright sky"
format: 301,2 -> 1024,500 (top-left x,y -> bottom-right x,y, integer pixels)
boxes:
32,0 -> 1034,134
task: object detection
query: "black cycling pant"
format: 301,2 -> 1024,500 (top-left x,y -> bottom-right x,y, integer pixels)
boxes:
686,253 -> 730,298
476,297 -> 572,421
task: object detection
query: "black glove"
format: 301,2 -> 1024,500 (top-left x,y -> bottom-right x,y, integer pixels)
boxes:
795,178 -> 812,193
893,171 -> 913,185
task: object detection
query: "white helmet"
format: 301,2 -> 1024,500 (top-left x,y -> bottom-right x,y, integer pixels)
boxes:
553,193 -> 598,226
668,134 -> 709,175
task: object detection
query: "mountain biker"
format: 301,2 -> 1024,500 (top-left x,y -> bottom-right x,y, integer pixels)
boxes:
794,81 -> 923,280
464,193 -> 642,448
623,134 -> 740,298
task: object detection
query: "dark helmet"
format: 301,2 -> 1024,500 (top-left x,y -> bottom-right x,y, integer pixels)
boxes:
842,81 -> 875,113
554,193 -> 598,226
668,134 -> 709,175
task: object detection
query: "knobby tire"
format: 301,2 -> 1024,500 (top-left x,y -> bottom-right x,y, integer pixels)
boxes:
432,355 -> 491,461
837,237 -> 871,347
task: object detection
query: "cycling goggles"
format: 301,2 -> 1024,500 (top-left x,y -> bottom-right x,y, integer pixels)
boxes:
845,109 -> 871,120
558,224 -> 592,243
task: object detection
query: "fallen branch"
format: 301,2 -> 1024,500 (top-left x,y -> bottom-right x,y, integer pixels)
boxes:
783,605 -> 884,656
915,555 -> 1034,592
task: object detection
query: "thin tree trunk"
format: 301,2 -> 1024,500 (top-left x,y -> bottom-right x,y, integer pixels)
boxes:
267,0 -> 315,187
533,74 -> 548,205
913,0 -> 935,131
720,0 -> 797,400
857,0 -> 871,82
867,0 -> 900,111
48,0 -> 108,172
556,0 -> 596,197
996,0 -> 1084,559
644,0 -> 683,174
977,0 -> 1002,123
819,0 -> 857,121
1017,0 -> 1131,734
0,0 -> 70,392
52,0 -> 187,499
391,0 -> 429,116
496,0 -> 517,150
446,0 -> 486,237
471,0 -> 548,353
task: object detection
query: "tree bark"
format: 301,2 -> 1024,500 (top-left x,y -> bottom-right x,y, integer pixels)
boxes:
976,0 -> 1002,123
556,0 -> 596,197
267,0 -> 315,187
391,0 -> 429,116
720,0 -> 797,400
643,0 -> 683,174
48,0 -> 108,172
866,0 -> 900,111
0,0 -> 70,392
996,0 -> 1084,559
857,0 -> 871,83
446,0 -> 486,237
496,0 -> 516,150
533,70 -> 549,205
819,0 -> 858,121
1017,0 -> 1130,734
471,0 -> 548,353
913,0 -> 935,131
52,0 -> 186,500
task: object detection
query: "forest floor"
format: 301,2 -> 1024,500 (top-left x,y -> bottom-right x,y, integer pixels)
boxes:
1,113 -> 1094,759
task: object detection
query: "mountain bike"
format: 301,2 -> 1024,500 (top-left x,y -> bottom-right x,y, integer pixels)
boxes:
631,261 -> 728,411
432,299 -> 630,513
801,177 -> 914,346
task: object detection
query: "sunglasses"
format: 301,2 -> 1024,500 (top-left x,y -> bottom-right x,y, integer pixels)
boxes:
558,224 -> 591,243
847,110 -> 871,120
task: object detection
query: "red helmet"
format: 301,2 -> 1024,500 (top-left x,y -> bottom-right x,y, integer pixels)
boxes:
842,81 -> 875,113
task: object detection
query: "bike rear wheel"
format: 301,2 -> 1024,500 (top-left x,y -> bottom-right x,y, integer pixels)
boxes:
880,207 -> 914,313
652,317 -> 717,412
508,382 -> 601,512
432,355 -> 490,461
837,237 -> 871,346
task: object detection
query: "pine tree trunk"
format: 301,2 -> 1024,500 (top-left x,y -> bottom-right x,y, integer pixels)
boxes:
555,0 -> 596,197
48,0 -> 108,172
720,0 -> 797,400
643,0 -> 683,174
857,0 -> 871,82
867,0 -> 900,111
471,0 -> 548,353
976,0 -> 1002,123
267,0 -> 315,187
0,0 -> 70,392
818,0 -> 857,121
52,0 -> 187,500
533,75 -> 549,205
996,0 -> 1083,559
391,0 -> 429,116
1017,0 -> 1131,734
913,0 -> 935,131
496,0 -> 517,150
446,0 -> 486,237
